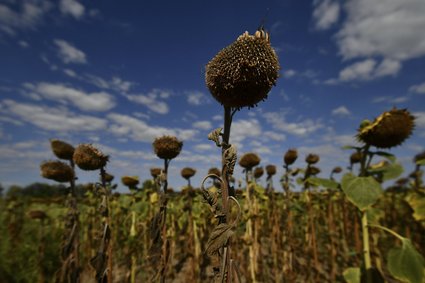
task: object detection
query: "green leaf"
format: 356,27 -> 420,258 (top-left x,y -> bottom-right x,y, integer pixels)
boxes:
343,267 -> 360,283
416,159 -> 425,166
374,151 -> 397,163
296,177 -> 304,185
366,207 -> 385,225
405,192 -> 425,222
307,177 -> 339,190
387,238 -> 425,283
341,173 -> 382,211
342,145 -> 361,150
367,161 -> 403,181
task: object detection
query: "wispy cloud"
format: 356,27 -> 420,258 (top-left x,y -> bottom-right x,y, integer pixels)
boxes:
192,121 -> 212,130
186,90 -> 211,106
312,0 -> 340,30
124,89 -> 170,114
263,112 -> 324,136
409,81 -> 425,94
325,58 -> 401,84
332,106 -> 351,116
372,96 -> 409,104
54,39 -> 87,64
108,113 -> 197,142
24,82 -> 115,111
59,0 -> 85,19
0,0 -> 52,35
1,99 -> 107,132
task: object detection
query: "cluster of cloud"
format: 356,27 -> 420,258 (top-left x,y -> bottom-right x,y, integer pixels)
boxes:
0,0 -> 92,36
313,0 -> 425,83
24,82 -> 115,111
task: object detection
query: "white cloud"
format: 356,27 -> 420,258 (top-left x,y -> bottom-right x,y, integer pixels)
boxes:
374,58 -> 402,77
372,96 -> 409,104
0,0 -> 52,35
108,113 -> 197,142
409,82 -> 425,94
413,112 -> 425,128
192,121 -> 212,130
263,112 -> 324,136
59,0 -> 85,19
212,115 -> 222,121
332,106 -> 351,116
328,58 -> 401,83
125,89 -> 170,114
63,68 -> 77,78
18,40 -> 29,48
1,99 -> 107,132
264,131 -> 286,141
324,0 -> 424,84
194,143 -> 214,151
186,91 -> 211,105
230,119 -> 262,145
339,59 -> 377,81
24,82 -> 115,111
283,69 -> 297,78
313,0 -> 340,30
336,0 -> 425,61
54,39 -> 87,64
81,74 -> 133,93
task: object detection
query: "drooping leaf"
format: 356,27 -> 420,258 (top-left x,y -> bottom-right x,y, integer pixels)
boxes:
205,223 -> 234,256
341,173 -> 382,211
405,192 -> 425,222
208,128 -> 222,147
343,267 -> 360,283
224,145 -> 237,175
307,177 -> 339,190
387,238 -> 425,283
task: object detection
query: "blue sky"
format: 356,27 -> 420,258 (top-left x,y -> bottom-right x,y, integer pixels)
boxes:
1,0 -> 424,191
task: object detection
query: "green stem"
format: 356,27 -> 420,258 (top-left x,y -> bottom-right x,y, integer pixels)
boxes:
361,211 -> 372,283
130,209 -> 136,283
368,224 -> 404,241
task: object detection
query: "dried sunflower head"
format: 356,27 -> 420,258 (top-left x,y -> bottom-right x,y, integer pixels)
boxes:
40,160 -> 74,183
205,29 -> 280,109
357,108 -> 415,149
50,139 -> 75,160
254,167 -> 264,179
266,164 -> 277,176
153,135 -> 183,160
150,167 -> 162,178
239,152 -> 261,170
305,153 -> 320,165
350,152 -> 363,164
103,172 -> 114,183
208,167 -> 221,177
413,150 -> 425,164
73,144 -> 109,171
121,176 -> 139,188
284,149 -> 298,166
181,167 -> 196,180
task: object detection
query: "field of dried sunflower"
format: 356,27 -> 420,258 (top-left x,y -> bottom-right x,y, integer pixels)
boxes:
0,28 -> 424,283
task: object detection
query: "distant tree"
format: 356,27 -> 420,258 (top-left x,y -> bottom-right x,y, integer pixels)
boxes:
6,185 -> 23,198
0,183 -> 3,197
